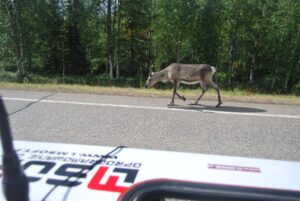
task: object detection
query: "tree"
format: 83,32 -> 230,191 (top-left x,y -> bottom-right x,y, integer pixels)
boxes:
65,0 -> 89,74
106,0 -> 113,79
1,0 -> 29,79
119,0 -> 153,80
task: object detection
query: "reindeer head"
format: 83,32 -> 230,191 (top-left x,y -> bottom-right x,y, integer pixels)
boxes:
144,70 -> 155,89
144,65 -> 159,88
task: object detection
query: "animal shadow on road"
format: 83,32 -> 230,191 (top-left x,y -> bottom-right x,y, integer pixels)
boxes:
168,104 -> 266,113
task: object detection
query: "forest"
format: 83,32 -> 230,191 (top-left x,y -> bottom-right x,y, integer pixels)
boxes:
0,0 -> 299,94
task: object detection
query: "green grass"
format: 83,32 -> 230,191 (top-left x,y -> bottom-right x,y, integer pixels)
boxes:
0,81 -> 299,105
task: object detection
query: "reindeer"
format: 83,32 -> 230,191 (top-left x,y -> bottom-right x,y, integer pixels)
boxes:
144,63 -> 222,107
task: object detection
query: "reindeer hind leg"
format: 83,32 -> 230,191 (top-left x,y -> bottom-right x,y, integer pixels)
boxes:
210,80 -> 222,107
176,92 -> 186,101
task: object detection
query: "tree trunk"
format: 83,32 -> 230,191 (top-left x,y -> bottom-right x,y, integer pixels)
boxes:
284,28 -> 299,93
176,39 -> 180,63
16,34 -> 26,76
176,30 -> 181,63
227,15 -> 237,89
284,70 -> 290,93
271,68 -> 277,90
114,0 -> 122,79
272,38 -> 283,90
249,38 -> 258,84
107,0 -> 113,79
228,45 -> 233,88
62,39 -> 65,83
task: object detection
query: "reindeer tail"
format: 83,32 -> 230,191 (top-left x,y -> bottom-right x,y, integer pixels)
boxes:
211,66 -> 217,75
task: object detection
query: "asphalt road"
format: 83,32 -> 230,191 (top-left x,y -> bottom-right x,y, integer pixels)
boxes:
1,89 -> 299,161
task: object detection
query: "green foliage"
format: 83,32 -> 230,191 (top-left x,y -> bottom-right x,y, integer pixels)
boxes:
292,82 -> 300,96
0,0 -> 299,94
0,70 -> 142,87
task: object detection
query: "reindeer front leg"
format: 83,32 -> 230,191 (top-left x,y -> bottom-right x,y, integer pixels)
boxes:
168,81 -> 178,106
215,86 -> 222,107
191,81 -> 207,105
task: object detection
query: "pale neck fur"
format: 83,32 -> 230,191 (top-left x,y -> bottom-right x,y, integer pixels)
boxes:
154,69 -> 169,83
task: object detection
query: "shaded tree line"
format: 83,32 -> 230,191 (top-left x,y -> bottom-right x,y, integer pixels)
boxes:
1,0 -> 299,93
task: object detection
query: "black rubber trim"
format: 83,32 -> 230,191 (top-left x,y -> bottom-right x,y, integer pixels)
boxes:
120,179 -> 300,201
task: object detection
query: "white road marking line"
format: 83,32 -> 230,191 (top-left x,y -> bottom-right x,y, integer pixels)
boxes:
2,97 -> 197,113
2,97 -> 300,119
202,110 -> 300,119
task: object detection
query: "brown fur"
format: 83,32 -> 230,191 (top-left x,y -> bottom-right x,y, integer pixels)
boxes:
145,63 -> 222,107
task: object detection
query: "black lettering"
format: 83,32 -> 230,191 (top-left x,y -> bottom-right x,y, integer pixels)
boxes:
115,162 -> 124,166
124,162 -> 133,167
23,161 -> 56,182
106,160 -> 115,166
113,168 -> 138,183
133,163 -> 142,168
46,164 -> 89,187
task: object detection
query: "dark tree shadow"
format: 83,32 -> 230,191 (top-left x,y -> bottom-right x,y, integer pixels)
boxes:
9,93 -> 56,116
168,104 -> 266,113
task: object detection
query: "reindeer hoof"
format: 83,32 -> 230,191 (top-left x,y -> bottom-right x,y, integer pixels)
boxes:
216,103 -> 222,107
168,102 -> 175,106
182,96 -> 186,101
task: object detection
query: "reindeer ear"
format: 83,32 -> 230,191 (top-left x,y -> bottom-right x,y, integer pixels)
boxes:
149,64 -> 155,76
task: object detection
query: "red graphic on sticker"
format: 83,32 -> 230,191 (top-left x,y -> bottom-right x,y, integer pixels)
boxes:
88,166 -> 138,193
